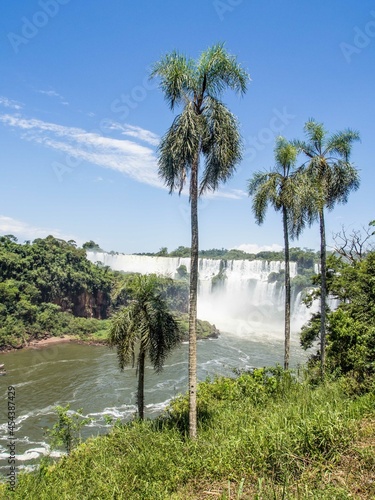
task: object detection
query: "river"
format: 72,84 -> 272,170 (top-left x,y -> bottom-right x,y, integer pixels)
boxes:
0,332 -> 308,476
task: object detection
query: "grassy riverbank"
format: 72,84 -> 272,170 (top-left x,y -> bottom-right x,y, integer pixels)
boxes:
2,369 -> 374,499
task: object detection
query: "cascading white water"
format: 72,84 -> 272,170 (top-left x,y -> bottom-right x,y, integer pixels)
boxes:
87,251 -> 313,340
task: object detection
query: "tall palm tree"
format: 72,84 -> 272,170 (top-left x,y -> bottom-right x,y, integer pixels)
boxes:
151,44 -> 249,438
108,274 -> 181,420
248,137 -> 303,370
295,119 -> 360,377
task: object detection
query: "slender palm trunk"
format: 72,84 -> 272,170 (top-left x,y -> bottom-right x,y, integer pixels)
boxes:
188,157 -> 198,439
319,209 -> 327,378
137,348 -> 146,420
283,206 -> 291,370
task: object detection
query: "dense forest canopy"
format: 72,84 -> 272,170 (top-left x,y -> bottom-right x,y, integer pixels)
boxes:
0,235 -> 114,348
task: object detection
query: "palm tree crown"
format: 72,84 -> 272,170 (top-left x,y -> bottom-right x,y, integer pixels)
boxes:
151,43 -> 249,195
248,137 -> 301,229
295,119 -> 360,217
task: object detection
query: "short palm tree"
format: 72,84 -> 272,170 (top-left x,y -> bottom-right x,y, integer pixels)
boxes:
295,119 -> 360,376
109,274 -> 181,420
151,43 -> 249,438
248,137 -> 303,370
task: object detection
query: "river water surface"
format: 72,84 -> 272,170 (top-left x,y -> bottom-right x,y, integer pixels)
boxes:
0,332 -> 308,475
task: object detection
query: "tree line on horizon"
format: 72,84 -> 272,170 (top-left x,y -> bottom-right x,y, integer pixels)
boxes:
133,244 -> 319,262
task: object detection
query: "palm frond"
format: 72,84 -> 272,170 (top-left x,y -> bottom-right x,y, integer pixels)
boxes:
248,171 -> 281,224
158,104 -> 201,193
248,135 -> 315,239
147,297 -> 181,373
304,119 -> 326,152
287,170 -> 319,237
274,136 -> 297,174
199,97 -> 242,194
150,52 -> 196,110
197,43 -> 249,98
298,119 -> 361,216
291,139 -> 315,159
108,306 -> 137,371
325,162 -> 360,210
326,129 -> 360,161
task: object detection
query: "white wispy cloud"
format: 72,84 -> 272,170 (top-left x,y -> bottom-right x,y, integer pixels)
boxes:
36,89 -> 69,106
233,243 -> 283,254
106,121 -> 160,146
0,215 -> 77,242
37,89 -> 69,105
205,188 -> 247,200
0,96 -> 23,110
38,89 -> 61,98
0,112 -> 245,199
0,113 -> 161,187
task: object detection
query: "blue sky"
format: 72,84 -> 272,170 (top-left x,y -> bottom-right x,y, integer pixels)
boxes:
1,0 -> 374,254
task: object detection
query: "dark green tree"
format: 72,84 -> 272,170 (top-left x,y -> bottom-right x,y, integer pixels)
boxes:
108,274 -> 181,420
151,43 -> 249,438
82,240 -> 102,251
156,247 -> 168,256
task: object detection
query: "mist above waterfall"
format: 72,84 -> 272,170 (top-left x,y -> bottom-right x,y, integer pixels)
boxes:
87,252 -> 314,342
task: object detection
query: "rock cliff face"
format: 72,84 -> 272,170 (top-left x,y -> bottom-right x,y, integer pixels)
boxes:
73,290 -> 110,319
53,290 -> 111,319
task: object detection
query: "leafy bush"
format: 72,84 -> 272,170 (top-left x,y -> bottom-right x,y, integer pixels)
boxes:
46,405 -> 92,455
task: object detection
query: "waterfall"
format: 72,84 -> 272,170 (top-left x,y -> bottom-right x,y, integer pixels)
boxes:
87,252 -> 313,340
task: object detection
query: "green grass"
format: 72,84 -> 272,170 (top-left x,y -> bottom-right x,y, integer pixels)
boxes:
1,370 -> 374,499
